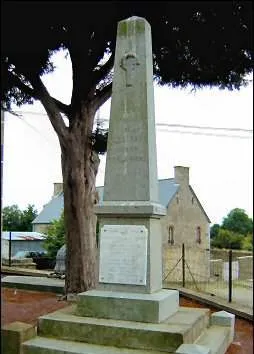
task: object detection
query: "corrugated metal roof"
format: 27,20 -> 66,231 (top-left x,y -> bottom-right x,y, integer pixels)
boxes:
32,180 -> 180,224
1,231 -> 46,241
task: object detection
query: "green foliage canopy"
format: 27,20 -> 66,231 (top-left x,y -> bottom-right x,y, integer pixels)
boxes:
211,208 -> 253,250
210,223 -> 220,238
211,228 -> 243,249
2,204 -> 38,231
1,1 -> 253,114
222,208 -> 253,235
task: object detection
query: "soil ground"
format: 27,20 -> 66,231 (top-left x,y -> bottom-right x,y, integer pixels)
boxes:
1,288 -> 253,354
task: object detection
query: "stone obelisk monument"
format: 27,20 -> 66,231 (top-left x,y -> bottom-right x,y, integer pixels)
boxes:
77,16 -> 179,323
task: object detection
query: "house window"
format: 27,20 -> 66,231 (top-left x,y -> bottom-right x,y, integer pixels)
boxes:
196,226 -> 201,244
168,226 -> 174,245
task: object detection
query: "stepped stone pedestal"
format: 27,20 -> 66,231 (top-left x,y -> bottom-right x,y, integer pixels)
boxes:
77,289 -> 179,323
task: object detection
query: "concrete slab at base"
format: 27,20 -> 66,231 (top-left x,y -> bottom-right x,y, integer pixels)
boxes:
176,344 -> 211,354
2,321 -> 36,354
23,336 -> 166,354
211,311 -> 235,344
76,289 -> 179,323
37,305 -> 207,352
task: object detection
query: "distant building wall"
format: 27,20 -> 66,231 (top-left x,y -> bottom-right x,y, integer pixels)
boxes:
1,239 -> 9,259
163,245 -> 210,283
33,224 -> 50,234
236,256 -> 253,280
161,167 -> 210,249
161,167 -> 210,282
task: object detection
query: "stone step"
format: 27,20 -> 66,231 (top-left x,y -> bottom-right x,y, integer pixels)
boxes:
22,336 -> 167,354
36,305 -> 209,353
195,326 -> 230,354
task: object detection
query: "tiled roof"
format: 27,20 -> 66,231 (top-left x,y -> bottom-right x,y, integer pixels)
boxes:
32,193 -> 64,224
158,178 -> 179,208
33,179 -> 210,224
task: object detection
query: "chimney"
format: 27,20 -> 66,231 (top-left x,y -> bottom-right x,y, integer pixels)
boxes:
174,166 -> 189,186
53,183 -> 63,197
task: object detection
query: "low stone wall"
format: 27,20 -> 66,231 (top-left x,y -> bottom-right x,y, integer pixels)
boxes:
210,249 -> 252,261
1,258 -> 36,269
210,259 -> 223,279
237,256 -> 253,280
210,256 -> 253,281
163,245 -> 210,283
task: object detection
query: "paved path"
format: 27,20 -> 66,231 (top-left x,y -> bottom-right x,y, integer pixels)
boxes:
2,275 -> 64,294
2,275 -> 252,321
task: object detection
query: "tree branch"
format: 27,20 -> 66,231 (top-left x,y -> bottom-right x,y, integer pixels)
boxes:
51,97 -> 71,117
29,75 -> 68,145
8,71 -> 71,118
8,71 -> 37,98
93,54 -> 114,84
93,83 -> 112,112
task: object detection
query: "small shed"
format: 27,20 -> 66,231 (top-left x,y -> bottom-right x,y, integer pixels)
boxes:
1,231 -> 47,259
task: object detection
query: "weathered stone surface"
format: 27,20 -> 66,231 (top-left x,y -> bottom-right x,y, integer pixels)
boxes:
1,321 -> 36,354
176,344 -> 211,354
95,16 -> 166,295
102,17 -> 159,203
76,289 -> 179,323
54,244 -> 66,274
36,305 -> 210,352
195,326 -> 230,354
23,336 -> 166,354
211,311 -> 235,344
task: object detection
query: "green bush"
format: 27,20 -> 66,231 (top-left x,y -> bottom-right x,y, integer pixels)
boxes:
43,212 -> 65,258
211,229 -> 243,250
241,233 -> 253,251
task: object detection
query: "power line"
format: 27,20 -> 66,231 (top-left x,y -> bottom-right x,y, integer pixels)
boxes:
7,114 -> 57,146
157,128 -> 252,139
156,123 -> 252,133
7,110 -> 253,139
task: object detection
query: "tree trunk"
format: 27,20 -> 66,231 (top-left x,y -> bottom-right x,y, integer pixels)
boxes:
61,104 -> 99,294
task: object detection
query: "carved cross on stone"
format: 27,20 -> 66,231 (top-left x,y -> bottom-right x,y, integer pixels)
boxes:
120,52 -> 140,87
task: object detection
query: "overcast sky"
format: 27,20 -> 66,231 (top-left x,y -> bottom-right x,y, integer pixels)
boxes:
2,50 -> 253,225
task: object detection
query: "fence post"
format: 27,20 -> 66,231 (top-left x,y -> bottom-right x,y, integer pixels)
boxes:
228,249 -> 232,303
8,231 -> 12,267
182,243 -> 185,287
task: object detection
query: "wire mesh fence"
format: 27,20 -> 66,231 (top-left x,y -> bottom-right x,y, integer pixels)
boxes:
163,244 -> 253,310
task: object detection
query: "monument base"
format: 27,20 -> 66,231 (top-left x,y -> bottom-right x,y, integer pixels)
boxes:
76,289 -> 179,323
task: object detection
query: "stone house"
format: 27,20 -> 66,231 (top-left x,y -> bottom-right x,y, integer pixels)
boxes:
32,166 -> 211,281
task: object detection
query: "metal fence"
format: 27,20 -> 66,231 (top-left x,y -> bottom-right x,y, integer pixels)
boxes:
163,244 -> 253,310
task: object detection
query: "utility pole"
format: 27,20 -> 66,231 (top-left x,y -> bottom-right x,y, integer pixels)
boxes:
1,110 -> 4,265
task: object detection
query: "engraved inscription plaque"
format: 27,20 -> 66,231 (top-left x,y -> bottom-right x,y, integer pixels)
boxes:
99,225 -> 148,285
